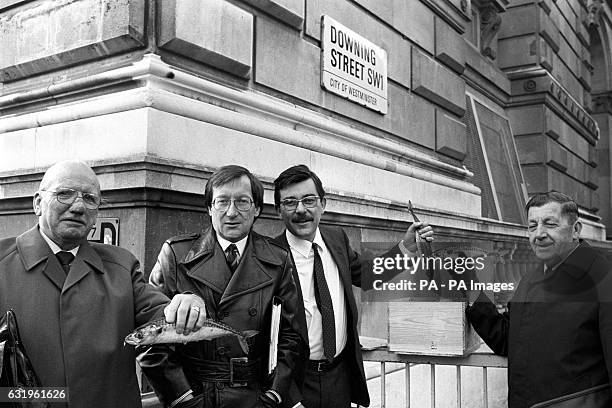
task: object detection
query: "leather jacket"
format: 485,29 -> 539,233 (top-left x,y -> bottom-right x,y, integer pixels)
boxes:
138,228 -> 303,405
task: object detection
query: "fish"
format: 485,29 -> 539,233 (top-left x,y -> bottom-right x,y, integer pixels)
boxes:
124,318 -> 259,354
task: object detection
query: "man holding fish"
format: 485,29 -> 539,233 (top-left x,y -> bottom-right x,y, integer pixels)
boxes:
140,165 -> 302,408
0,160 -> 206,408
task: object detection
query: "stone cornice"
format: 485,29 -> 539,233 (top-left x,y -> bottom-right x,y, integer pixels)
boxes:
506,68 -> 599,144
0,54 -> 478,195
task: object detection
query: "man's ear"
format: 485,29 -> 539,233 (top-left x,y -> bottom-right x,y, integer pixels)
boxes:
33,193 -> 43,216
572,220 -> 582,240
320,197 -> 327,211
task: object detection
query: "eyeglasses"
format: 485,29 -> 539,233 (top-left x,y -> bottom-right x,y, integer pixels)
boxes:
42,188 -> 101,209
212,197 -> 254,212
279,195 -> 320,211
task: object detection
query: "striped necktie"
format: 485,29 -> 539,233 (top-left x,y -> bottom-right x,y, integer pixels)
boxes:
313,244 -> 336,362
225,244 -> 240,273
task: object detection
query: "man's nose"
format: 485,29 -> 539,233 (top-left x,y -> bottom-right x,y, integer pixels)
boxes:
533,224 -> 547,238
226,201 -> 239,216
69,196 -> 87,213
294,201 -> 307,213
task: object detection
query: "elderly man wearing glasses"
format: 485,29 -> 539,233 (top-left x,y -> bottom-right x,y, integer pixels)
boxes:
0,160 -> 205,408
142,165 -> 302,408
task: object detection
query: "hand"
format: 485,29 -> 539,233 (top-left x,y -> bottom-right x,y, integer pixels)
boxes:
259,390 -> 281,408
402,221 -> 434,251
164,294 -> 207,335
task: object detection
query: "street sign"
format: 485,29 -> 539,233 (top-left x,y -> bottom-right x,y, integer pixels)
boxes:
321,15 -> 388,114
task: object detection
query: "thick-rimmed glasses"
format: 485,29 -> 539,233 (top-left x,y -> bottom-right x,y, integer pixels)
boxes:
41,188 -> 101,209
279,195 -> 320,211
212,197 -> 254,212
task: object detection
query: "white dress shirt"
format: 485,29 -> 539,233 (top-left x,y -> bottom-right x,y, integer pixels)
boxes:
215,233 -> 248,260
286,228 -> 347,360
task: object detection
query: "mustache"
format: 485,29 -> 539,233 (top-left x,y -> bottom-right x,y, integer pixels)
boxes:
292,216 -> 314,223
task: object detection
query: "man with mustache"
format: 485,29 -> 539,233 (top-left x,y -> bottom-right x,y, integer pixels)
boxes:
0,160 -> 205,408
467,191 -> 612,407
272,165 -> 434,408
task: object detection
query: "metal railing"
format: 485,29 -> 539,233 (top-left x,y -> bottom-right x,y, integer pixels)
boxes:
360,349 -> 508,408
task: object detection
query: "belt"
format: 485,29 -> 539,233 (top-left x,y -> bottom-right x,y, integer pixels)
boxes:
308,350 -> 346,372
186,357 -> 261,387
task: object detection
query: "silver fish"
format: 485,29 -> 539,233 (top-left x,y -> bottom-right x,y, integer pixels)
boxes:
125,318 -> 258,354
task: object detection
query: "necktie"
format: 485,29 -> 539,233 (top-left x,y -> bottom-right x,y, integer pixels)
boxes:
56,251 -> 75,274
313,244 -> 336,362
225,244 -> 240,273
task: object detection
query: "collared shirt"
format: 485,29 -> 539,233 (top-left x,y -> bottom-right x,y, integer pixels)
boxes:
215,233 -> 248,259
39,228 -> 79,257
286,228 -> 347,360
543,242 -> 580,274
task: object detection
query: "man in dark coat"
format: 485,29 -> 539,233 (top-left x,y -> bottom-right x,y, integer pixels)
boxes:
142,165 -> 302,408
272,165 -> 434,408
0,160 -> 204,408
467,191 -> 612,408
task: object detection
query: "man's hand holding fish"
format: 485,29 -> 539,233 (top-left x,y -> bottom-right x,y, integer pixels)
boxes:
164,293 -> 207,335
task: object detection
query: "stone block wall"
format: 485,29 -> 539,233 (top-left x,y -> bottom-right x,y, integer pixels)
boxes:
501,0 -> 600,218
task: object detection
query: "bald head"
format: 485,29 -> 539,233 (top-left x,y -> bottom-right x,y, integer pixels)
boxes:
34,161 -> 101,250
39,160 -> 100,193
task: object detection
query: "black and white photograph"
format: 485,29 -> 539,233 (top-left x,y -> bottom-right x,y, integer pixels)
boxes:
1,0 -> 612,407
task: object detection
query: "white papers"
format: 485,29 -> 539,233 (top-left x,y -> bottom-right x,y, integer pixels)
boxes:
268,297 -> 282,374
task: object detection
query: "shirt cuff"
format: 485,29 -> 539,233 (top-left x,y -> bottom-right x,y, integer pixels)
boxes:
398,239 -> 418,257
168,389 -> 193,408
268,390 -> 282,404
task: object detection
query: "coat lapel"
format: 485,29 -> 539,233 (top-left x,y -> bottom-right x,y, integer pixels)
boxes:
62,242 -> 104,292
16,226 -> 65,291
183,230 -> 232,295
220,233 -> 276,305
321,228 -> 353,294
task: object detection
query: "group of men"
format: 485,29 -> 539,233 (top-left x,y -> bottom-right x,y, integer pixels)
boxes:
0,161 -> 433,408
1,159 -> 611,408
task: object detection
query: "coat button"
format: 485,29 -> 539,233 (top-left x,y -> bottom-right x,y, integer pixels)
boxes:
217,346 -> 227,356
248,307 -> 257,317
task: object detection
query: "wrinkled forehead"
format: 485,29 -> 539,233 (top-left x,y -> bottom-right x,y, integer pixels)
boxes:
279,178 -> 319,199
527,202 -> 565,222
41,165 -> 100,194
212,175 -> 253,198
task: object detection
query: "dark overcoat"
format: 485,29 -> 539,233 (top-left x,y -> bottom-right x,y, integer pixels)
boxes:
0,226 -> 170,407
467,241 -> 612,408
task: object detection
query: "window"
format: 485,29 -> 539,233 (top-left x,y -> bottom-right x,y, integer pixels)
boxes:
464,94 -> 528,223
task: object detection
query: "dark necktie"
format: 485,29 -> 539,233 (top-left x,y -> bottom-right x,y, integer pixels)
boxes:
225,244 -> 240,273
56,251 -> 75,274
312,244 -> 336,362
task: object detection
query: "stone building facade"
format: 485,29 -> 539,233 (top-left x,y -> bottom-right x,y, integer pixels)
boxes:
1,0 -> 612,406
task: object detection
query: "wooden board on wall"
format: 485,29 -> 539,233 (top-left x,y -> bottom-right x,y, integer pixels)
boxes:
388,302 -> 481,356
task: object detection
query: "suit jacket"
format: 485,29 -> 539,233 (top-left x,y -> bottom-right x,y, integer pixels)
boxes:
467,241 -> 612,408
0,226 -> 170,408
139,227 -> 302,405
274,225 -> 405,407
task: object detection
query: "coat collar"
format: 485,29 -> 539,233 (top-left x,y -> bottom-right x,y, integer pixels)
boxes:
181,228 -> 282,304
555,240 -> 595,280
16,225 -> 104,291
530,240 -> 594,283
